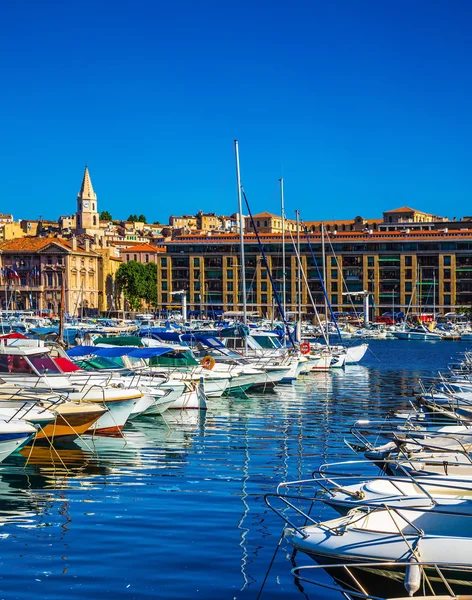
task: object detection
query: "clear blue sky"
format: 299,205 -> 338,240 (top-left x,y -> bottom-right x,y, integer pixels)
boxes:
1,0 -> 471,224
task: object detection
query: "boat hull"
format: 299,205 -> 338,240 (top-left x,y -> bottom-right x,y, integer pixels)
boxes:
36,404 -> 106,441
88,398 -> 138,434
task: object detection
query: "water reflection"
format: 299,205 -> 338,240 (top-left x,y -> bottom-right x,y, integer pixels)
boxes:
0,340 -> 462,600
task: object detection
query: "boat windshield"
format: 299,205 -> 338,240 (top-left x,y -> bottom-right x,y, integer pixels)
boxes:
0,353 -> 61,374
252,335 -> 281,349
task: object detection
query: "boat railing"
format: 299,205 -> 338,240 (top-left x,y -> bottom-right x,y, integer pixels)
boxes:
291,561 -> 472,600
315,458 -> 439,505
264,492 -> 426,538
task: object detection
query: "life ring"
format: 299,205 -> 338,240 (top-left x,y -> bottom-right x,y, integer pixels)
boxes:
201,355 -> 216,370
300,341 -> 311,355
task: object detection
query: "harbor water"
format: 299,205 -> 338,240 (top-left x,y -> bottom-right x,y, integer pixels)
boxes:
0,340 -> 465,599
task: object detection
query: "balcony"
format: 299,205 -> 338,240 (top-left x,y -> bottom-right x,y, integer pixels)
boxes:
456,269 -> 472,280
172,269 -> 189,279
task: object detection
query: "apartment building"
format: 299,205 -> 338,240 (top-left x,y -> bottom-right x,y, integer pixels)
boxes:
154,228 -> 472,316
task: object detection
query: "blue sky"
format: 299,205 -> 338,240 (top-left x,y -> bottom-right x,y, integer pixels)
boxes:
1,0 -> 471,224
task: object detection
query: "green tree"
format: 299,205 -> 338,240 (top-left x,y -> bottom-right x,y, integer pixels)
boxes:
143,262 -> 157,307
100,210 -> 113,220
115,261 -> 147,311
127,214 -> 147,223
458,305 -> 472,319
115,261 -> 158,311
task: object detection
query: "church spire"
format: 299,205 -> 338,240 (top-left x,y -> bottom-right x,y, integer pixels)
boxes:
78,166 -> 97,201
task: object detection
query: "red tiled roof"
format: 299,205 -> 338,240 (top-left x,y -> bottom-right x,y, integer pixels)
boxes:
252,212 -> 280,218
384,206 -> 424,214
121,243 -> 163,253
161,228 -> 472,245
0,236 -> 94,255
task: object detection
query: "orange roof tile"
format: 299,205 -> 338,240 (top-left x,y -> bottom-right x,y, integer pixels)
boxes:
0,236 -> 94,255
384,206 -> 424,214
121,243 -> 162,253
252,212 -> 280,218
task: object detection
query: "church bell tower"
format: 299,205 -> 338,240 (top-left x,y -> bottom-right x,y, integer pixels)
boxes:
75,166 -> 99,233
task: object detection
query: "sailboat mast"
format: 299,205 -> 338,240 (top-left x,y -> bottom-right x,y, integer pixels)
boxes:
321,224 -> 329,327
234,140 -> 247,326
280,178 -> 286,319
296,210 -> 301,324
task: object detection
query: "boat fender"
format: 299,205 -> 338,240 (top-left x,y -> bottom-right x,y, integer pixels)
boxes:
201,356 -> 216,370
404,560 -> 422,596
300,341 -> 311,355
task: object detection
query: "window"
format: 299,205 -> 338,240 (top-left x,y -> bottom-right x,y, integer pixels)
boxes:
227,269 -> 233,279
161,258 -> 167,267
162,293 -> 168,302
57,273 -> 63,286
145,254 -> 149,263
194,281 -> 201,291
261,281 -> 267,292
264,220 -> 268,227
405,269 -> 412,279
444,294 -> 451,305
126,254 -> 130,262
133,254 -> 137,261
405,294 -> 411,305
193,258 -> 200,267
330,257 -> 337,267
227,282 -> 233,291
443,255 -> 451,266
444,269 -> 451,279
331,294 -> 338,304
331,269 -> 338,279
444,282 -> 451,292
331,282 -> 338,292
161,281 -> 168,291
47,257 -> 52,265
58,257 -> 63,265
193,270 -> 199,280
405,256 -> 413,266
47,273 -> 53,286
405,282 -> 412,292
367,256 -> 374,267
227,257 -> 233,267
257,220 -> 260,227
261,294 -> 267,304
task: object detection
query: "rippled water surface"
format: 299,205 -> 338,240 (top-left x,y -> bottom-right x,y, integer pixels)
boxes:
0,340 -> 466,599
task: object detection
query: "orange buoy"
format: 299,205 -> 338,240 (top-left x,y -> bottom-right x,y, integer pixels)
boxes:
201,355 -> 216,370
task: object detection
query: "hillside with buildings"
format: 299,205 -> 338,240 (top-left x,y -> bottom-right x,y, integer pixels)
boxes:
1,166 -> 472,317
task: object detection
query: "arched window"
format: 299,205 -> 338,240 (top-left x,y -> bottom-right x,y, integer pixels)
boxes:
257,220 -> 260,228
92,203 -> 95,211
389,216 -> 393,223
93,216 -> 97,226
264,220 -> 268,227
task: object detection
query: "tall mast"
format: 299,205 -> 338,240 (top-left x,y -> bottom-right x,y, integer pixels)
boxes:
296,210 -> 302,325
321,224 -> 328,325
279,178 -> 286,319
234,140 -> 247,326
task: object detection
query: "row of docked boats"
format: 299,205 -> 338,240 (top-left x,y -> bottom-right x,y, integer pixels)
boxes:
0,327 -> 368,467
264,348 -> 472,599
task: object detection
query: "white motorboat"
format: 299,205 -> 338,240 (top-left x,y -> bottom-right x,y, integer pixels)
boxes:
287,504 -> 472,565
0,419 -> 36,461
